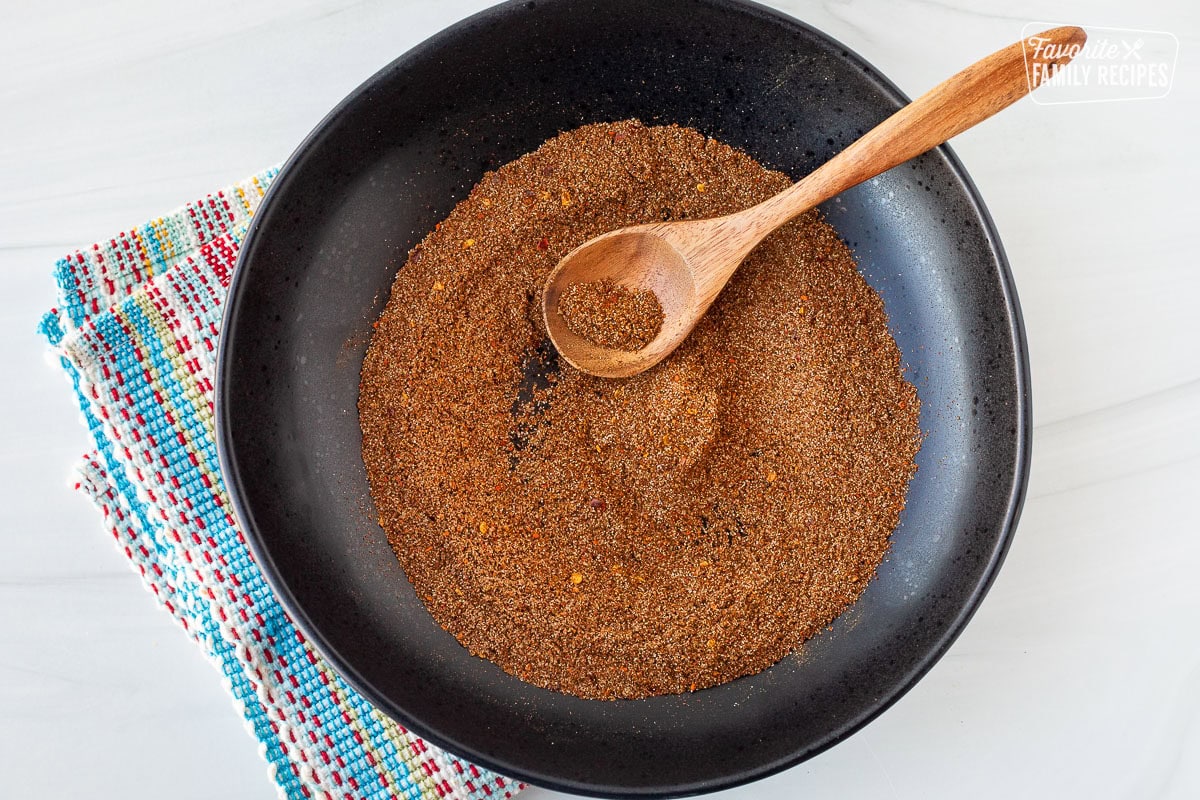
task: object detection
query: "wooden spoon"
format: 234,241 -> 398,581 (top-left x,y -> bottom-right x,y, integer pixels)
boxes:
542,26 -> 1086,378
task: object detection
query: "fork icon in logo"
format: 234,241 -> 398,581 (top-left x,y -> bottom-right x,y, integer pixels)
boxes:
1122,38 -> 1145,60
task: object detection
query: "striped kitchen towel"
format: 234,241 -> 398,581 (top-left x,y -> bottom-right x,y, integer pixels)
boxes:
39,169 -> 520,800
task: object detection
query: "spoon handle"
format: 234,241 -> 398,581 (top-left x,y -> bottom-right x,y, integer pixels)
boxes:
741,25 -> 1086,237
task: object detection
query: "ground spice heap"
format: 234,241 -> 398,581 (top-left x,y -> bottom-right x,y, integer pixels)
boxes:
360,119 -> 921,700
558,279 -> 664,351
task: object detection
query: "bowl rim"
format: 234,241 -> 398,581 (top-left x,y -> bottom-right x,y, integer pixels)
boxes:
215,0 -> 1032,795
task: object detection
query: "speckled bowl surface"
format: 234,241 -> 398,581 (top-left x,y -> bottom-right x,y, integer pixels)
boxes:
216,0 -> 1030,795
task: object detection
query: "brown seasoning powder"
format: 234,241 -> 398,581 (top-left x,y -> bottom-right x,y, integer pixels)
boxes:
359,120 -> 921,700
558,279 -> 664,351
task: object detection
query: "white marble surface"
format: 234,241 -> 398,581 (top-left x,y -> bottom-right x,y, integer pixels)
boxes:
2,0 -> 1197,797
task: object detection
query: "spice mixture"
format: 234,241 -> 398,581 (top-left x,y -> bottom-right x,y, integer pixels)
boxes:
558,279 -> 664,351
359,119 -> 921,700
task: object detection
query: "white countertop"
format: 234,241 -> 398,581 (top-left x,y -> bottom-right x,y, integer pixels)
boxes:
2,1 -> 1197,797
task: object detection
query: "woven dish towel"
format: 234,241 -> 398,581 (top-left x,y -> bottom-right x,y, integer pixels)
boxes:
39,170 -> 521,800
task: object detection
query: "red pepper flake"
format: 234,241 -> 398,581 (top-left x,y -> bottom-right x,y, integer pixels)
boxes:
537,237 -> 549,251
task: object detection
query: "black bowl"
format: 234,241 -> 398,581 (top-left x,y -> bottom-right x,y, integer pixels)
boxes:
216,0 -> 1030,795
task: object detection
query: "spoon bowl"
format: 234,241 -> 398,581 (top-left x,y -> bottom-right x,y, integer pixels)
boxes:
542,224 -> 700,377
